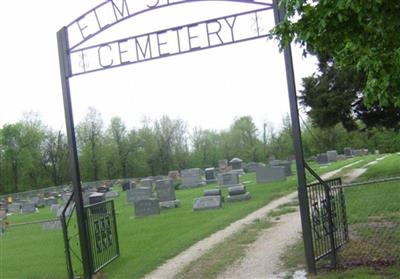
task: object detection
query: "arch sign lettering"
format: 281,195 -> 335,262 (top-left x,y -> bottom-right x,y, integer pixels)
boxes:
57,0 -> 314,278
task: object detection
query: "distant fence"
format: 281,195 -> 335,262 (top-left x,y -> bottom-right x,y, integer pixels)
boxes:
0,178 -> 127,201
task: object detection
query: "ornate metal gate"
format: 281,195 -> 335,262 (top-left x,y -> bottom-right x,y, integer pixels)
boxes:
61,195 -> 119,278
307,177 -> 349,267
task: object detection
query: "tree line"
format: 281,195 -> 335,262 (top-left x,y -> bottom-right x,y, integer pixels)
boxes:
1,109 -> 400,194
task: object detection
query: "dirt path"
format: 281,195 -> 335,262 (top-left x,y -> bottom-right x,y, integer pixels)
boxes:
217,211 -> 301,279
143,192 -> 298,279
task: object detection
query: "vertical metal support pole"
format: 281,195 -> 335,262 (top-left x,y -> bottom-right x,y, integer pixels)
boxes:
57,27 -> 92,279
272,0 -> 316,274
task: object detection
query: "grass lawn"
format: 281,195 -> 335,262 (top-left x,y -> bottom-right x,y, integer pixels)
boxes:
280,153 -> 400,278
0,156 -> 376,279
355,153 -> 400,181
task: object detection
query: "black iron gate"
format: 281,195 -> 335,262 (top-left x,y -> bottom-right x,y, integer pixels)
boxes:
307,177 -> 349,268
61,195 -> 119,278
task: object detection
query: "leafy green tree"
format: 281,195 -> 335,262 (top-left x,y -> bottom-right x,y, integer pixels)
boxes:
41,129 -> 69,186
76,108 -> 105,181
191,128 -> 221,168
273,0 -> 400,106
105,117 -> 129,178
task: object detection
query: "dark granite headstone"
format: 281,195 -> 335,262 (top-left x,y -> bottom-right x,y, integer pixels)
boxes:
204,189 -> 222,196
89,192 -> 105,204
256,166 -> 286,183
134,198 -> 160,217
193,196 -> 222,211
205,167 -> 217,184
122,181 -> 130,191
344,147 -> 352,157
317,154 -> 329,165
217,172 -> 239,187
229,157 -> 243,170
228,185 -> 247,196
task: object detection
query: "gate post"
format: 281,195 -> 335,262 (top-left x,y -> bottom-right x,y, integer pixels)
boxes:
57,27 -> 93,279
272,0 -> 316,273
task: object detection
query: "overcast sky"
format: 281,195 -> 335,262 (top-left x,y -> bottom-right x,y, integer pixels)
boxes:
0,0 -> 318,133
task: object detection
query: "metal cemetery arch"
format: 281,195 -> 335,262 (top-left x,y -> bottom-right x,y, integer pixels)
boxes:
57,0 -> 315,277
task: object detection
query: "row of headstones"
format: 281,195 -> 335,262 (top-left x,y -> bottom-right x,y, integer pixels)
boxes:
317,148 -> 370,165
125,178 -> 180,217
193,185 -> 251,210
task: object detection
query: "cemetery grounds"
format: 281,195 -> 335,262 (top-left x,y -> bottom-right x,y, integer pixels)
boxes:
1,154 -> 398,278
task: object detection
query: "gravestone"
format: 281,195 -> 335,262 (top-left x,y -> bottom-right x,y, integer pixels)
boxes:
217,172 -> 239,187
204,167 -> 217,184
89,192 -> 105,204
44,197 -> 58,206
229,158 -> 243,170
204,188 -> 222,197
245,162 -> 263,173
168,170 -> 180,181
155,179 -> 180,208
8,203 -> 21,213
344,147 -> 352,157
193,196 -> 222,211
180,168 -> 205,188
361,148 -> 369,156
155,179 -> 175,202
21,203 -> 36,213
352,149 -> 361,156
126,187 -> 152,204
270,160 -> 292,176
105,191 -> 119,199
317,153 -> 329,165
96,185 -> 109,193
203,188 -> 224,202
226,185 -> 251,202
30,196 -> 40,205
256,166 -> 286,183
122,181 -> 130,191
140,178 -> 154,190
134,198 -> 160,217
326,150 -> 338,162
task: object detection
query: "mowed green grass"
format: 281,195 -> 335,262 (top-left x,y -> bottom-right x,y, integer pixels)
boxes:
355,153 -> 400,181
1,157 -> 374,279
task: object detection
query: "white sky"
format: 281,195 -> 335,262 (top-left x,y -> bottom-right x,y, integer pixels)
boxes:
0,0 -> 318,133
